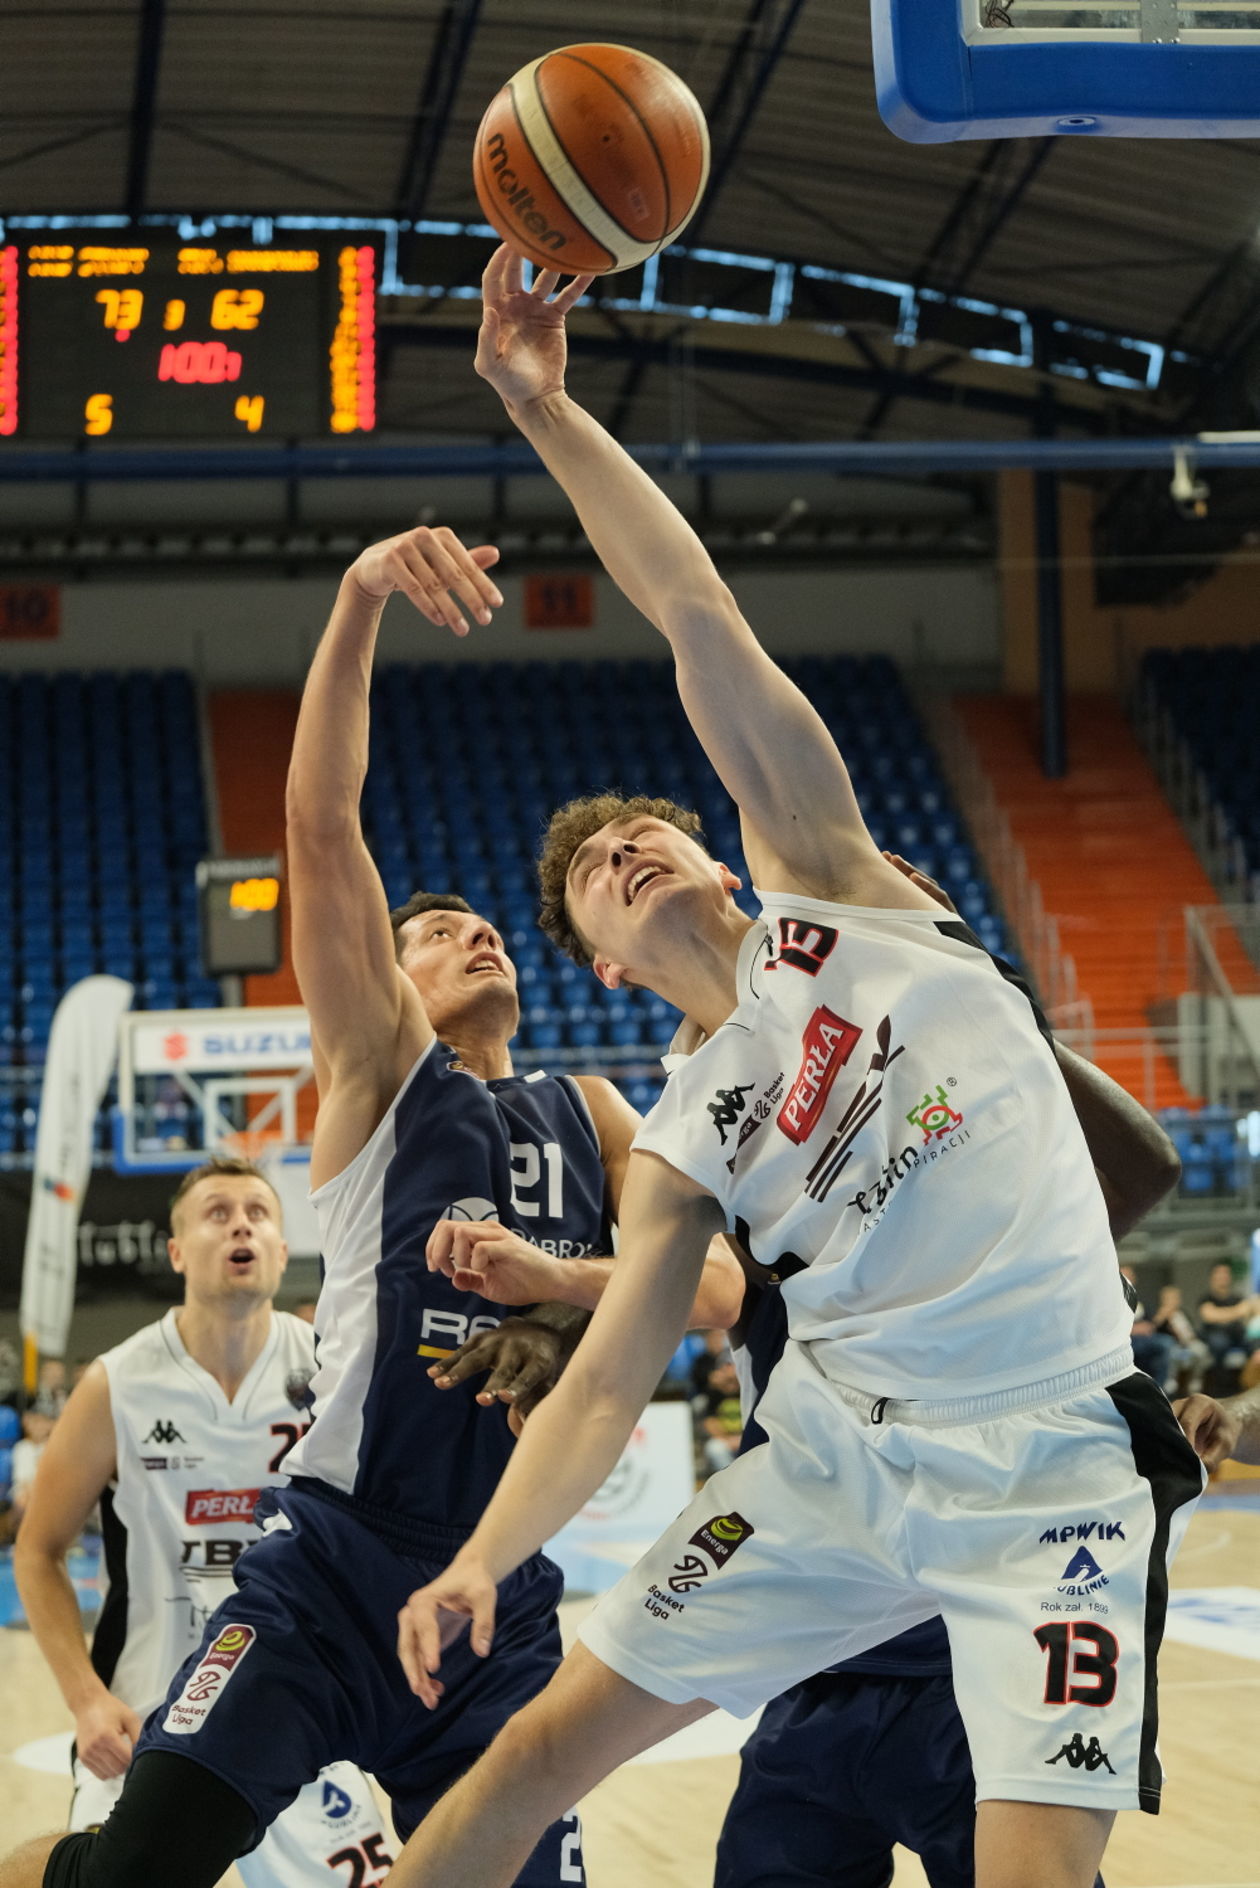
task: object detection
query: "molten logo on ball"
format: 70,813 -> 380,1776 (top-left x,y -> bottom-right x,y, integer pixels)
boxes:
484,134 -> 567,255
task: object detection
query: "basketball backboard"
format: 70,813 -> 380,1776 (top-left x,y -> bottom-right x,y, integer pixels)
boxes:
874,0 -> 1260,138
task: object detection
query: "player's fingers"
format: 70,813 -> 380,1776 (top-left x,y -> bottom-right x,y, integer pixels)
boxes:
398,547 -> 469,637
392,548 -> 455,628
503,247 -> 524,298
470,543 -> 502,571
430,527 -> 504,618
482,244 -> 510,300
426,1218 -> 458,1272
554,272 -> 594,314
533,268 -> 561,299
470,1588 -> 497,1658
397,1600 -> 444,1707
429,1343 -> 490,1387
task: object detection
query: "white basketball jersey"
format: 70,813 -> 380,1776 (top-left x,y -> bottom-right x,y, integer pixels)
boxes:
634,892 -> 1131,1397
95,1308 -> 316,1717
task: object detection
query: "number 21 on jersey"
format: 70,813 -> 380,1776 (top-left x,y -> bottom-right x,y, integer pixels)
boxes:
510,1141 -> 563,1219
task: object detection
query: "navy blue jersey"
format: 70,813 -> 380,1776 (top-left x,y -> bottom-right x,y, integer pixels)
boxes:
735,1280 -> 952,1678
286,1045 -> 611,1532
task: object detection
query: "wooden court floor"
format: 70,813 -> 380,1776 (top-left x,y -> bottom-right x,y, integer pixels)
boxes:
5,1501 -> 1258,1888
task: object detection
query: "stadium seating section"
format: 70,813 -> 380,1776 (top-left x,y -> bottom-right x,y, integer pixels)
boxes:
362,653 -> 1008,1119
1144,645 -> 1260,882
0,656 -> 1010,1158
0,671 -> 214,1162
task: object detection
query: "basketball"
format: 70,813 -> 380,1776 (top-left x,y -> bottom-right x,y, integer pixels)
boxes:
472,43 -> 710,276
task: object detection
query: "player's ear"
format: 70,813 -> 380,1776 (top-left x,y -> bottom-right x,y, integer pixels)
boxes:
715,861 -> 743,894
593,955 -> 627,992
167,1235 -> 185,1277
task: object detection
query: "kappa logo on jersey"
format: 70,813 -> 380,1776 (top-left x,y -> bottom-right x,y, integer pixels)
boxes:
184,1488 -> 262,1526
143,1419 -> 186,1446
1058,1546 -> 1109,1597
906,1083 -> 964,1143
161,1622 -> 256,1735
1045,1734 -> 1115,1774
766,916 -> 840,977
707,1083 -> 754,1146
804,1015 -> 906,1202
777,1008 -> 862,1146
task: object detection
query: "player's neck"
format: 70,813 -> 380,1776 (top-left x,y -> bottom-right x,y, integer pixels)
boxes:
644,912 -> 755,1041
175,1300 -> 274,1403
444,1029 -> 514,1082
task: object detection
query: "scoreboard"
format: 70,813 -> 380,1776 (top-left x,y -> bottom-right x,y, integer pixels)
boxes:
0,230 -> 378,440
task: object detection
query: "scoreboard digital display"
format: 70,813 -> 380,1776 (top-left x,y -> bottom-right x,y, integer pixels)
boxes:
0,230 -> 378,440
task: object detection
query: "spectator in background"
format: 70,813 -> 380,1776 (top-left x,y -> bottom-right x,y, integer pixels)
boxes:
698,1355 -> 744,1476
10,1406 -> 55,1528
688,1327 -> 730,1400
33,1357 -> 67,1419
1122,1265 -> 1176,1389
0,1337 -> 21,1411
1153,1285 -> 1209,1394
1198,1260 -> 1260,1391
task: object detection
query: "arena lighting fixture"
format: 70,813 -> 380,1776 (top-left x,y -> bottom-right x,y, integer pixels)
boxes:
0,213 -> 1192,432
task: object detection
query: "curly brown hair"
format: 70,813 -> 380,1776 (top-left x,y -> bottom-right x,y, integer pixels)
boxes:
537,792 -> 706,965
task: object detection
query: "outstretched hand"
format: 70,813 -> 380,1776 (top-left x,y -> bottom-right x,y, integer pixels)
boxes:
397,1555 -> 500,1707
427,1315 -> 567,1437
348,524 -> 502,637
475,244 -> 594,415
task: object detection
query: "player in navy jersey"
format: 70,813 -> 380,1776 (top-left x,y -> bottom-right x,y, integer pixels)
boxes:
4,525 -> 740,1888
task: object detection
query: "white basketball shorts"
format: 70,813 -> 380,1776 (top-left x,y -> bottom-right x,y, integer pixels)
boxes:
71,1757 -> 392,1882
579,1341 -> 1204,1813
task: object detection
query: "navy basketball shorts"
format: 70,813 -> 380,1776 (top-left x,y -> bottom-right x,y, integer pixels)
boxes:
134,1484 -> 584,1885
716,1669 -> 975,1888
580,1342 -> 1204,1815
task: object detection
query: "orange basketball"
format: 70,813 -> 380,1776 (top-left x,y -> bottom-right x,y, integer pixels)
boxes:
473,44 -> 710,276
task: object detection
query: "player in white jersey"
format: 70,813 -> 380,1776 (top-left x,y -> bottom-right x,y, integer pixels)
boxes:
14,1156 -> 393,1888
375,249 -> 1205,1888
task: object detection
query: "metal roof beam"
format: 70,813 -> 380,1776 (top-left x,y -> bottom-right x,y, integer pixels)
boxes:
124,0 -> 167,222
393,0 -> 484,223
2,434 -> 1253,485
687,0 -> 809,247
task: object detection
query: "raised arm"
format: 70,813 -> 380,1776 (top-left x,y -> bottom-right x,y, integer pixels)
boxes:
13,1366 -> 138,1780
287,528 -> 502,1184
474,250 -> 930,907
397,1149 -> 723,1701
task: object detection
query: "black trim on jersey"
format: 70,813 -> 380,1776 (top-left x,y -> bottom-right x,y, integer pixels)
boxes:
934,920 -> 1055,1047
89,1484 -> 130,1691
1103,1371 -> 1205,1814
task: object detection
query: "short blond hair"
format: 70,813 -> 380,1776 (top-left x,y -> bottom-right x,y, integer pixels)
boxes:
537,792 -> 705,966
170,1155 -> 281,1232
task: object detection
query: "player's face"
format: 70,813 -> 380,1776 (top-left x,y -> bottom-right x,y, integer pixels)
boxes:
169,1177 -> 288,1307
396,908 -> 520,1039
566,817 -> 739,988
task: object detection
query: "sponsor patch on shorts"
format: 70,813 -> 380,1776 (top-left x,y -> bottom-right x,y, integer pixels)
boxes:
162,1623 -> 256,1735
689,1511 -> 755,1567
